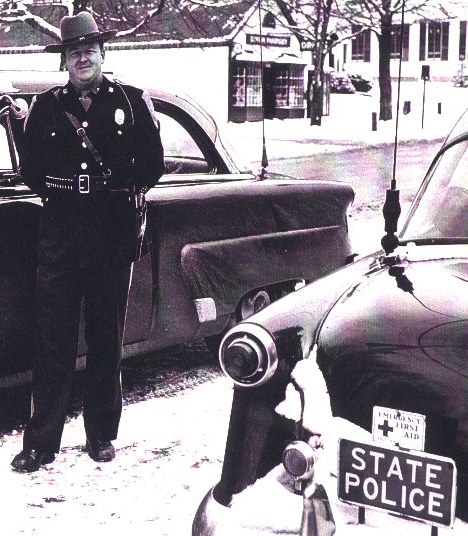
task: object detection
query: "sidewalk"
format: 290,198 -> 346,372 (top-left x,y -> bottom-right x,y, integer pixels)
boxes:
225,82 -> 467,164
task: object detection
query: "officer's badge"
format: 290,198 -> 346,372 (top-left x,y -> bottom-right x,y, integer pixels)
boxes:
115,109 -> 125,125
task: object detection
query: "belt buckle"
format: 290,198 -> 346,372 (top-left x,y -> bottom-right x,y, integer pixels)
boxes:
78,174 -> 90,194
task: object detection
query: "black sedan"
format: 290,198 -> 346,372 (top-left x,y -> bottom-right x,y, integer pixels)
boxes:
193,109 -> 467,534
0,72 -> 354,387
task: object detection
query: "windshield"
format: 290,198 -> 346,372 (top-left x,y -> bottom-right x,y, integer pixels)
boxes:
400,130 -> 468,242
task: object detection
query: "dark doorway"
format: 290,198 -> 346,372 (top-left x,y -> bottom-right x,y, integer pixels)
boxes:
263,66 -> 275,119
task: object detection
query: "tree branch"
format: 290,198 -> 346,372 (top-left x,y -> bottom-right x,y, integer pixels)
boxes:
114,0 -> 165,38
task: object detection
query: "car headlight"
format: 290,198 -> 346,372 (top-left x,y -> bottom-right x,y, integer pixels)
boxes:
219,323 -> 277,387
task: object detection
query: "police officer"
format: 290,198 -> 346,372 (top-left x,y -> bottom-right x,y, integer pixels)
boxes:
11,12 -> 165,472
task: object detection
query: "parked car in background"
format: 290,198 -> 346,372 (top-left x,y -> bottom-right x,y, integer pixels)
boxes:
0,71 -> 354,388
193,109 -> 468,534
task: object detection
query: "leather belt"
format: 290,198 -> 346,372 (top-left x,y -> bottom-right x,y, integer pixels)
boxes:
45,175 -> 129,194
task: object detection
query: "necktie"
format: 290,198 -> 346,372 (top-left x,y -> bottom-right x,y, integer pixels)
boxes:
79,91 -> 93,112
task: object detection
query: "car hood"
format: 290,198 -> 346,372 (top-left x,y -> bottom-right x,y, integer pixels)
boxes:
315,246 -> 467,430
247,244 -> 467,516
314,244 -> 468,521
249,243 -> 467,392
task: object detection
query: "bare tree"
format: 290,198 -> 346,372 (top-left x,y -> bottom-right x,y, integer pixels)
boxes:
334,0 -> 464,120
275,0 -> 343,125
0,0 -> 165,43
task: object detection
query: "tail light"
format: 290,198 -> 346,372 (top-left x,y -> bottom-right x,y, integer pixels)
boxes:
219,323 -> 277,387
282,441 -> 316,480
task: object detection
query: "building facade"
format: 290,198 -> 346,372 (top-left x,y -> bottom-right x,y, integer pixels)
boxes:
337,14 -> 467,83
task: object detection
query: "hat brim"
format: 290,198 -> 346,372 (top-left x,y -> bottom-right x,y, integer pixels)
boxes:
44,29 -> 118,53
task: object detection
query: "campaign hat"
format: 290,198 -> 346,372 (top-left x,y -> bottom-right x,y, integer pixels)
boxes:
44,11 -> 117,53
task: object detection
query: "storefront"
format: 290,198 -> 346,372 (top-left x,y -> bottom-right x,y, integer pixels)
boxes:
228,33 -> 306,123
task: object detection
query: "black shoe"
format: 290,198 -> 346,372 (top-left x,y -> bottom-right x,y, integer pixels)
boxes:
11,448 -> 55,473
86,439 -> 115,462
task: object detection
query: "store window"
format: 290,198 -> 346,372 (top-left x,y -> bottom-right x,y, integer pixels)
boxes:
351,25 -> 371,62
287,67 -> 305,108
231,62 -> 262,108
275,66 -> 289,107
391,23 -> 409,60
419,21 -> 449,61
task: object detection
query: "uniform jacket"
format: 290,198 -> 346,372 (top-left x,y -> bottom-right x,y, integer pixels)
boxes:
20,76 -> 165,266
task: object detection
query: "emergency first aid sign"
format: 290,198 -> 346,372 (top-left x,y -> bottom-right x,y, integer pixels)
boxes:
338,439 -> 457,527
372,406 -> 426,451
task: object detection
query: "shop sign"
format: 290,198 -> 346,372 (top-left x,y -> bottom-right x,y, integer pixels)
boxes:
246,34 -> 290,47
300,40 -> 315,51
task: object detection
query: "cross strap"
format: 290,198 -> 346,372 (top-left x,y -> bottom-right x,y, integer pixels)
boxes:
53,90 -> 110,176
64,110 -> 111,176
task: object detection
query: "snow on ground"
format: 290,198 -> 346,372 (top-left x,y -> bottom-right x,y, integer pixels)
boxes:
0,375 -> 233,536
226,83 -> 467,164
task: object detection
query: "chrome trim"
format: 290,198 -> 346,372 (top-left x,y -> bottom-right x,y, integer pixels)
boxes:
192,487 -> 231,536
194,297 -> 217,323
219,322 -> 277,387
78,174 -> 90,194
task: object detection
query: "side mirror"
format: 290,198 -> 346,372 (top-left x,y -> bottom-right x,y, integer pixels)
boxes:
0,95 -> 28,119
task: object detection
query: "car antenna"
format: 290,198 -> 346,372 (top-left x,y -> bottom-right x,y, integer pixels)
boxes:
381,0 -> 406,255
257,0 -> 269,180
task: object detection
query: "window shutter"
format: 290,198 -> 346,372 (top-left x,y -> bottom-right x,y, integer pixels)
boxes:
403,24 -> 409,61
442,21 -> 449,61
364,30 -> 371,62
419,22 -> 426,60
460,21 -> 467,60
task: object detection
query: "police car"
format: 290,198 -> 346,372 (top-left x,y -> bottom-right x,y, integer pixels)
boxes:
193,109 -> 468,534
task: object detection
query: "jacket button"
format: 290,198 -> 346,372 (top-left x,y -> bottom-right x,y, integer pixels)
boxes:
81,163 -> 88,170
82,121 -> 88,127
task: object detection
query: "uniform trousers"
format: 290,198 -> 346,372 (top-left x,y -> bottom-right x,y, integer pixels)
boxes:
23,256 -> 132,453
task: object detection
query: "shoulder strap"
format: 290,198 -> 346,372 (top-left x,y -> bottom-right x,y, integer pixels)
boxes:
113,80 -> 135,126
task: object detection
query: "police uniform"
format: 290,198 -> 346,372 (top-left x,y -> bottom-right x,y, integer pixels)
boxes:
20,75 -> 164,453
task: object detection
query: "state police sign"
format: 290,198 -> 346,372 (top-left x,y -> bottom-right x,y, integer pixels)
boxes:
338,439 -> 457,527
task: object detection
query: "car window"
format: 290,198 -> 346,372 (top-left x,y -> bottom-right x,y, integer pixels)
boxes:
153,108 -> 211,175
401,139 -> 468,240
0,123 -> 15,170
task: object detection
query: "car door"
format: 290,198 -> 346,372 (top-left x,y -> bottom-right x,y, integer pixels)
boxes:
123,96 -> 247,349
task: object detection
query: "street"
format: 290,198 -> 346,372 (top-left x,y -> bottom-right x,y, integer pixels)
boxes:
267,139 -> 441,207
268,140 -> 441,254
